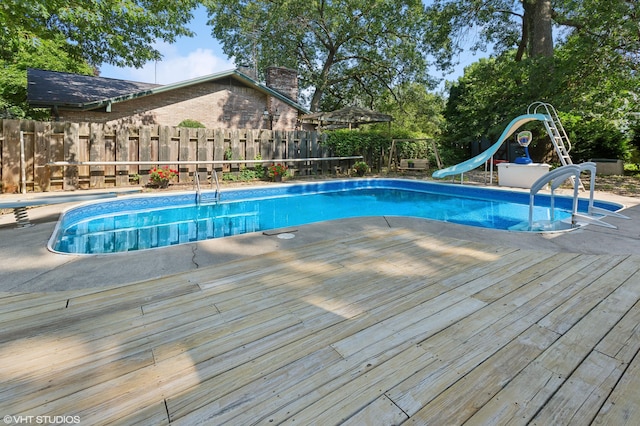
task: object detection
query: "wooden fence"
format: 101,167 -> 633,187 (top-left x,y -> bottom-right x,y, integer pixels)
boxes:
0,119 -> 338,193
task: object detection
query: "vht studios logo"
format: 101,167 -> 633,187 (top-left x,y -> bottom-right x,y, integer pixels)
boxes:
3,415 -> 81,424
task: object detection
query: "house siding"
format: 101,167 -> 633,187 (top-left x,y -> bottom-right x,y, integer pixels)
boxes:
58,79 -> 300,130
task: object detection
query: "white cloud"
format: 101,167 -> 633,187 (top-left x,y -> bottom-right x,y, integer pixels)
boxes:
100,45 -> 235,84
155,48 -> 235,84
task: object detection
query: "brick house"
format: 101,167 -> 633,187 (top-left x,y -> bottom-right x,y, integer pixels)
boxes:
27,66 -> 310,130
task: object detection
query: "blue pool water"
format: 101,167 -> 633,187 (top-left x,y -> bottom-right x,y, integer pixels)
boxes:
49,179 -> 623,254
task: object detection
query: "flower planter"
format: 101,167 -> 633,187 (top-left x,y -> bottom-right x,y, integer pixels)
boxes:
269,164 -> 288,182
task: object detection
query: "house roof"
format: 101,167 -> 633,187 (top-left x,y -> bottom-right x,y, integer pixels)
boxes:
27,68 -> 310,114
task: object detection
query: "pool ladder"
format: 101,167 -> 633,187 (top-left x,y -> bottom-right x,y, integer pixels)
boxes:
528,162 -> 628,230
193,166 -> 221,205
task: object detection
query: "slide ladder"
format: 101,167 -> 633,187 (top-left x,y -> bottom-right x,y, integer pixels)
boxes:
528,102 -> 583,189
528,102 -> 573,166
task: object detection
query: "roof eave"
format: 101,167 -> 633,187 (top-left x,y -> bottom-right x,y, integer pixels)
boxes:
74,69 -> 309,114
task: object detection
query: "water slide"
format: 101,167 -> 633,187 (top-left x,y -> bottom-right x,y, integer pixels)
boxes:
432,113 -> 548,179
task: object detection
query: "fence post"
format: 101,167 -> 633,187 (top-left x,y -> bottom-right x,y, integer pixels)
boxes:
1,119 -> 20,193
63,122 -> 79,190
89,123 -> 104,188
20,131 -> 26,194
139,125 -> 152,186
34,121 -> 50,191
196,128 -> 208,183
116,126 -> 129,186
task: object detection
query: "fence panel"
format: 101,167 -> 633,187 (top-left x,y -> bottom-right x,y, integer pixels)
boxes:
0,119 -> 331,193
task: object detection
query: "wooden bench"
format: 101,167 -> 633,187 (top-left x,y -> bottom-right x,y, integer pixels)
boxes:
398,159 -> 429,171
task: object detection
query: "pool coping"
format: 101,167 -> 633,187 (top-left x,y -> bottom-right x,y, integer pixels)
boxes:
1,178 -> 639,292
47,178 -> 626,255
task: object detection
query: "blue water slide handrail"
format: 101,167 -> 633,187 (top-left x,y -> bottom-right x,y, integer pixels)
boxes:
432,113 -> 549,178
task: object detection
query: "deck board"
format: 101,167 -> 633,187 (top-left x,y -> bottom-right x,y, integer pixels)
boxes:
1,228 -> 639,425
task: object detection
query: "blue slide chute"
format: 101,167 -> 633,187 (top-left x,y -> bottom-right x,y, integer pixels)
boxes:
432,113 -> 548,179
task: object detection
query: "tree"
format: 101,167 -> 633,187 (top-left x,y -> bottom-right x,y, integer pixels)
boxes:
431,0 -> 639,163
1,35 -> 95,118
443,47 -> 638,164
426,0 -> 639,66
0,0 -> 199,68
376,82 -> 445,138
203,0 -> 437,111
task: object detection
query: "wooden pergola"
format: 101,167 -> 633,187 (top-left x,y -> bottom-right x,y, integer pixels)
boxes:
300,106 -> 393,130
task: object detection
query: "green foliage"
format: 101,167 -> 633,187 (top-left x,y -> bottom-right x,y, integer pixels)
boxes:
430,0 -> 639,166
395,139 -> 431,161
0,0 -> 198,68
441,55 -> 525,163
0,35 -> 94,119
204,0 -> 435,111
223,167 -> 264,182
426,0 -> 640,68
353,161 -> 368,176
442,45 -> 638,165
564,115 -> 630,162
324,129 -> 391,157
222,155 -> 266,181
323,127 -> 446,169
0,1 -> 199,117
223,147 -> 233,160
375,82 -> 446,138
178,119 -> 206,128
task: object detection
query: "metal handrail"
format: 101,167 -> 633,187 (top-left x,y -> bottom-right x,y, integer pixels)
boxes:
45,156 -> 363,202
194,168 -> 202,205
211,166 -> 220,201
44,156 -> 364,167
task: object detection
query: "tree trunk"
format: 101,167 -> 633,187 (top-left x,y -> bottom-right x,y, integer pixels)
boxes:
310,50 -> 336,112
525,0 -> 554,57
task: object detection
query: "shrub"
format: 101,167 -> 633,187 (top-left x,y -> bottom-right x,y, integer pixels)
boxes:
562,114 -> 630,162
324,130 -> 390,157
178,119 -> 206,128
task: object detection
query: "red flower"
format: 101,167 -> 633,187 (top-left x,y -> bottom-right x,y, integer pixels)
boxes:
269,163 -> 287,176
150,165 -> 178,184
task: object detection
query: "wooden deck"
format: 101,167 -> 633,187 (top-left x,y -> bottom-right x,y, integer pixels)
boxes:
1,228 -> 640,425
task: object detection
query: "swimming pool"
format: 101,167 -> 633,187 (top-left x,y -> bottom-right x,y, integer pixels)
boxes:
48,179 -> 624,255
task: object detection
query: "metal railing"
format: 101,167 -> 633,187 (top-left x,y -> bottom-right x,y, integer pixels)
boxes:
45,156 -> 363,167
45,156 -> 364,200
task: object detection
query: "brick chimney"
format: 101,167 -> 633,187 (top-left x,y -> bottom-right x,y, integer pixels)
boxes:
265,66 -> 298,102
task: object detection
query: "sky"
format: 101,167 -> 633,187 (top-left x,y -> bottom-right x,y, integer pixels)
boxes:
99,6 -> 481,91
99,7 -> 234,84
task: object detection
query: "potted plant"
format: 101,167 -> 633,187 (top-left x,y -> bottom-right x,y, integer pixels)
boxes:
408,159 -> 415,169
353,161 -> 368,177
269,163 -> 288,182
148,166 -> 178,188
